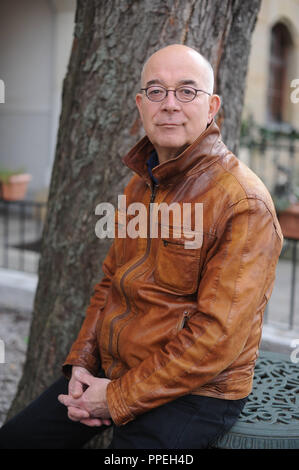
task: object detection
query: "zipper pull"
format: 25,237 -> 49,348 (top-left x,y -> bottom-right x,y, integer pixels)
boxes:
181,311 -> 190,330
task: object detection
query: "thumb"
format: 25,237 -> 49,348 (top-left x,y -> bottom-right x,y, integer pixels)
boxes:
70,379 -> 83,398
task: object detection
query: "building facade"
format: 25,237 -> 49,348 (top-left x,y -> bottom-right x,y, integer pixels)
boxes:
243,0 -> 299,131
0,0 -> 76,198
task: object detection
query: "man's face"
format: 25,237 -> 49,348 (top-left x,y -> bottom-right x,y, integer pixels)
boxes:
136,47 -> 220,161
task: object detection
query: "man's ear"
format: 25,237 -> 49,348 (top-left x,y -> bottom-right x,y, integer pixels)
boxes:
208,94 -> 221,123
135,93 -> 143,122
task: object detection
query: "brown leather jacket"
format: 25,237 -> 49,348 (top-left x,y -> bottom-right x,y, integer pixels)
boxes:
63,120 -> 283,426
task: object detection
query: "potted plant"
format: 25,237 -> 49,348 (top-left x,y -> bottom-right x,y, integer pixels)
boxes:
0,168 -> 32,201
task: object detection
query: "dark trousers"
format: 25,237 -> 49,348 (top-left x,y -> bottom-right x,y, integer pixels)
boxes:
0,376 -> 247,449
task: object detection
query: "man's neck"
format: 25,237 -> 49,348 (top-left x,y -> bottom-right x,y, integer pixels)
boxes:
156,145 -> 189,164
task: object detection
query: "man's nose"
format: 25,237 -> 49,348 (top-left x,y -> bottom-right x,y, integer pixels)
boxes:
161,90 -> 181,111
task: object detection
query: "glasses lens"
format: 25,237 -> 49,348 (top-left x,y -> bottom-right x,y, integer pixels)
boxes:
176,86 -> 197,102
146,86 -> 166,102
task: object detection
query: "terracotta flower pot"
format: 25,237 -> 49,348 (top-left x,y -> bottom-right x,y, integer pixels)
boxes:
1,173 -> 32,201
278,202 -> 299,240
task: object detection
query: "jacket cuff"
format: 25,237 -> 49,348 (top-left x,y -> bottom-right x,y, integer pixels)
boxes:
106,378 -> 135,426
62,349 -> 100,378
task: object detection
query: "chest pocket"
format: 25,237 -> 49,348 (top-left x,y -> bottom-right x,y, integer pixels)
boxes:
154,231 -> 202,295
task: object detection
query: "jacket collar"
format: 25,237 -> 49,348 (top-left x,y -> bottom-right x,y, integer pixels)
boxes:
122,120 -> 224,186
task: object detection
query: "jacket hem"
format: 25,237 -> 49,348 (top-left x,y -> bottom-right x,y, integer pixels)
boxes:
191,378 -> 252,400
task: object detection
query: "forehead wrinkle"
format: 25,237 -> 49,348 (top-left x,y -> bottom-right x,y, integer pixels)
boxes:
145,78 -> 199,88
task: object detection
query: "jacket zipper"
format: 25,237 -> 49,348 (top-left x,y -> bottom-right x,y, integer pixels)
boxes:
106,183 -> 158,378
178,310 -> 190,332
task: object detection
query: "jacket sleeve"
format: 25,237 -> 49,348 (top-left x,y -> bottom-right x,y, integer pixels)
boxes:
106,197 -> 283,425
62,174 -> 138,378
62,242 -> 116,377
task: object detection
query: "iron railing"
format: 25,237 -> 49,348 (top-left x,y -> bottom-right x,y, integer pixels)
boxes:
240,122 -> 299,332
240,121 -> 299,203
0,199 -> 46,273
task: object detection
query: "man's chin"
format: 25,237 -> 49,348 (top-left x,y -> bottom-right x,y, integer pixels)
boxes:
153,141 -> 190,160
154,135 -> 188,148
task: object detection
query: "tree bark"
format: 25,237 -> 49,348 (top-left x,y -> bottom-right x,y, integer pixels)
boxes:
7,0 -> 261,449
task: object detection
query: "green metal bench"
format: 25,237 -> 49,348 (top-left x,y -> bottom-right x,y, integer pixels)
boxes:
215,350 -> 299,449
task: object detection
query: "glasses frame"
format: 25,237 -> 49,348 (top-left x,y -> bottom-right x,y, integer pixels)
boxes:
140,85 -> 211,103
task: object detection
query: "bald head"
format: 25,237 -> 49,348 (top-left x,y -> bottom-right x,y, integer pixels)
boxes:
140,44 -> 214,94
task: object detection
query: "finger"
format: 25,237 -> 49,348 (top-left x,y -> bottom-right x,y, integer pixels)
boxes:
58,394 -> 80,408
74,370 -> 94,387
102,419 -> 112,426
67,406 -> 90,421
69,380 -> 83,398
80,418 -> 105,427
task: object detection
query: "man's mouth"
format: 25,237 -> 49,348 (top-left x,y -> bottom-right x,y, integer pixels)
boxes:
157,123 -> 182,127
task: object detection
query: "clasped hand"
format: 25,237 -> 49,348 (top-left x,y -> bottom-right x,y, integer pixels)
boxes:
58,366 -> 112,427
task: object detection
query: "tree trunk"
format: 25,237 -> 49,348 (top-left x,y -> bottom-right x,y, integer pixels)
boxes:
7,0 -> 261,448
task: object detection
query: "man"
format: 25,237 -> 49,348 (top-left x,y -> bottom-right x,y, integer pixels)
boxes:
0,44 -> 283,449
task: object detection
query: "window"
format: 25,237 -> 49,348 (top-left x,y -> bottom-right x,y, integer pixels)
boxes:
267,22 -> 293,123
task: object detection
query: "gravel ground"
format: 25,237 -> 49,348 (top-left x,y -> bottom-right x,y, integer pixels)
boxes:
0,307 -> 32,427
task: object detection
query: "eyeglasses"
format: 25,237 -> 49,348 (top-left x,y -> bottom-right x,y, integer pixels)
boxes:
141,85 -> 211,103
